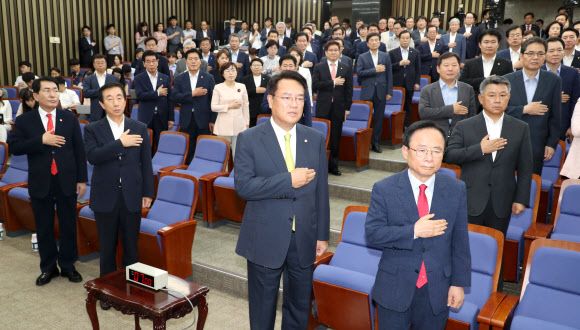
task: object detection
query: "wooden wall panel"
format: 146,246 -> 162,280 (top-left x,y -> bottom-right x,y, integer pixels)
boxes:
391,0 -> 485,30
0,0 -> 191,86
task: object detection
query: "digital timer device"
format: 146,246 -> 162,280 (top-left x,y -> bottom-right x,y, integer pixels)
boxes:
126,262 -> 168,290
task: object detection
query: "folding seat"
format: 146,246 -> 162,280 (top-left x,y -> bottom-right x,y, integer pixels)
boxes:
550,179 -> 580,243
0,142 -> 8,174
312,100 -> 316,117
124,77 -> 132,88
0,155 -> 29,231
381,87 -> 405,145
151,131 -> 189,191
410,75 -> 431,123
339,101 -> 373,171
479,239 -> 580,329
538,140 -> 566,223
78,119 -> 89,140
130,104 -> 139,120
0,86 -> 18,98
79,68 -> 90,77
76,162 -> 97,256
312,118 -> 330,160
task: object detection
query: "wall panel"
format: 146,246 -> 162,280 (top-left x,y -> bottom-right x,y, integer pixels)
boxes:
391,0 -> 485,30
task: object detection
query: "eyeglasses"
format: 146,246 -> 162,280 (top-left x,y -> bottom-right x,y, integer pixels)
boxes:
508,33 -> 522,38
274,95 -> 305,104
224,68 -> 237,73
523,51 -> 546,58
145,60 -> 157,64
408,147 -> 443,159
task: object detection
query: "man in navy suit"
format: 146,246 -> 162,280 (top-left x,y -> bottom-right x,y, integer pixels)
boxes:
543,37 -> 580,141
389,30 -> 421,128
235,70 -> 329,329
171,49 -> 216,163
505,37 -> 561,174
441,18 -> 467,66
222,16 -> 240,43
458,12 -> 481,59
417,26 -> 449,82
366,120 -> 471,330
355,24 -> 387,60
82,54 -> 119,121
295,32 -> 319,74
134,50 -> 174,147
196,20 -> 217,51
357,32 -> 393,153
497,26 -> 524,71
200,38 -> 216,70
521,12 -> 541,36
228,34 -> 250,81
260,17 -> 274,43
562,28 -> 580,70
79,26 -> 99,68
10,77 -> 88,286
84,83 -> 154,310
134,37 -> 171,78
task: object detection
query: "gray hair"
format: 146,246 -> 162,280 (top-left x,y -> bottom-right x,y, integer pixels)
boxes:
276,22 -> 285,28
479,75 -> 511,94
183,39 -> 196,48
228,34 -> 240,43
449,18 -> 460,25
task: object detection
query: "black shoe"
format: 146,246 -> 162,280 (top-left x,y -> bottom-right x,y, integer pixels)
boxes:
100,301 -> 111,311
329,168 -> 342,176
371,144 -> 383,153
36,268 -> 60,286
61,270 -> 83,283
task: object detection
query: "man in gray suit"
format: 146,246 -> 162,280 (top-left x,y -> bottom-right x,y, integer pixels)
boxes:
174,40 -> 208,76
419,53 -> 476,138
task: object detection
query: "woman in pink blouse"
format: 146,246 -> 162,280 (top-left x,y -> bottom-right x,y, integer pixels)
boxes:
561,101 -> 580,179
135,22 -> 150,49
153,22 -> 167,54
211,62 -> 250,160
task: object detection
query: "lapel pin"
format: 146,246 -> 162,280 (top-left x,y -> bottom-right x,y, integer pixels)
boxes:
304,139 -> 308,143
59,119 -> 62,122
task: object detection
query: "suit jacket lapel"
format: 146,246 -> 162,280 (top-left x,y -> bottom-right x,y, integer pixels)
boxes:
295,125 -> 308,168
491,58 -> 503,75
475,58 -> 484,77
55,109 -> 64,136
511,70 -> 527,104
494,114 -> 511,163
397,170 -> 421,224
260,75 -> 267,87
32,109 -> 46,133
434,83 -> 446,107
260,120 -> 288,173
100,117 -> 116,143
475,113 -> 494,164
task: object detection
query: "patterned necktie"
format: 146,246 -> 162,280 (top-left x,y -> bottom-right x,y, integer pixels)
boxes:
284,133 -> 295,231
416,184 -> 428,288
47,114 -> 58,175
330,63 -> 337,80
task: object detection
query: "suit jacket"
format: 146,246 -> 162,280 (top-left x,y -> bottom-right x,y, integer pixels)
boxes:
223,26 -> 241,43
417,40 -> 449,81
565,50 -> 580,69
444,113 -> 533,217
389,47 -> 421,91
242,73 -> 270,120
260,27 -> 274,43
365,169 -> 471,314
10,109 -> 88,198
310,41 -> 322,61
320,55 -> 353,68
234,120 -> 329,268
260,87 -> 312,127
356,51 -> 393,100
258,45 -> 287,57
134,71 -> 174,127
202,53 -> 216,69
458,25 -> 481,59
521,24 -> 541,36
231,50 -> 251,82
79,37 -> 99,66
419,81 -> 476,135
441,33 -> 467,64
171,70 -> 216,130
175,58 -> 209,76
82,73 -> 120,122
303,51 -> 319,74
496,48 -> 519,69
542,64 -> 580,139
478,21 -> 492,31
459,56 -> 514,95
355,41 -> 387,61
284,27 -> 297,41
411,29 -> 428,47
505,69 -> 561,159
134,55 -> 171,78
280,36 -> 293,50
84,117 -> 154,213
312,61 -> 353,120
196,29 -> 217,43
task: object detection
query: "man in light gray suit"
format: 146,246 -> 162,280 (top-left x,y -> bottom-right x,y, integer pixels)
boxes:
174,40 -> 208,76
419,52 -> 476,138
441,18 -> 467,66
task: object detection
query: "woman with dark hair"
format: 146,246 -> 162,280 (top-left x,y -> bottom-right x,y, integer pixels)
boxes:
211,62 -> 249,160
176,49 -> 185,60
545,21 -> 564,38
136,22 -> 150,49
16,89 -> 37,117
209,49 -> 231,84
112,68 -> 129,94
108,55 -> 123,72
249,22 -> 262,50
50,67 -> 62,78
0,92 -> 12,142
153,22 -> 167,54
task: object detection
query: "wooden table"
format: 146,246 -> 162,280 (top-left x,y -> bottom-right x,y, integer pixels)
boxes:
84,269 -> 209,329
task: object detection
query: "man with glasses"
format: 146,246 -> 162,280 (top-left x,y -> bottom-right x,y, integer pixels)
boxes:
504,37 -> 561,175
498,26 -> 524,70
445,75 -> 533,290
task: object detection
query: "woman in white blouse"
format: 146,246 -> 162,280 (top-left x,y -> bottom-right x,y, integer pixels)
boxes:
211,62 -> 250,160
249,22 -> 263,50
288,47 -> 313,107
0,95 -> 13,142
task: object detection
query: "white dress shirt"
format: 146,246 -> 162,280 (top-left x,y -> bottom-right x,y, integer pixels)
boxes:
107,115 -> 125,140
202,52 -> 211,62
270,117 -> 296,164
231,50 -> 239,63
401,47 -> 409,61
285,28 -> 292,38
465,25 -> 472,34
419,29 -> 426,39
429,41 -> 436,53
370,50 -> 379,67
563,52 -> 574,67
95,72 -> 107,88
59,89 -> 81,109
38,107 -> 56,131
306,44 -> 313,53
483,111 -> 504,161
189,71 -> 199,112
279,36 -> 285,46
449,32 -> 457,52
253,75 -> 262,89
509,47 -> 521,65
202,30 -> 208,38
147,70 -> 158,90
482,55 -> 496,78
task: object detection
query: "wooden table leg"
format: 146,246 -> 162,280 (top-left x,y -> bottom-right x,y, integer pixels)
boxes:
197,295 -> 208,330
153,316 -> 166,330
134,314 -> 141,330
85,291 -> 99,330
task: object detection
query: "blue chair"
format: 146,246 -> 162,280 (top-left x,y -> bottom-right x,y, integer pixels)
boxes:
340,101 -> 372,170
203,168 -> 247,225
565,139 -> 571,157
313,206 -> 381,329
437,167 -> 458,178
382,87 -> 405,145
411,76 -> 430,123
79,68 -> 90,77
8,99 -> 21,120
170,108 -> 180,131
63,77 -> 72,87
0,155 -> 29,231
256,114 -> 270,125
352,87 -> 361,101
539,141 -> 565,223
130,105 -> 139,120
1,86 -> 18,98
152,131 -> 189,177
312,100 -> 316,117
0,142 -> 8,174
551,179 -> 580,243
353,74 -> 359,87
312,118 -> 330,161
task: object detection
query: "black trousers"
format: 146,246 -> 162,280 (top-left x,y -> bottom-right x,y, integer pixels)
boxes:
94,186 -> 141,277
371,90 -> 387,146
30,174 -> 79,273
401,86 -> 414,128
377,285 -> 449,330
147,112 -> 166,150
318,109 -> 343,171
180,115 -> 211,164
167,43 -> 180,54
247,233 -> 314,330
532,156 -> 544,176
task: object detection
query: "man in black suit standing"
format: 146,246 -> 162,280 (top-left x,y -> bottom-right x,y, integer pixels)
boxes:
417,26 -> 448,82
389,30 -> 421,129
134,37 -> 171,78
521,12 -> 541,36
312,40 -> 354,176
242,58 -> 270,127
504,37 -> 561,175
561,28 -> 580,70
458,12 -> 481,60
444,75 -> 533,289
276,22 -> 294,50
10,77 -> 88,286
79,26 -> 99,68
284,17 -> 297,41
84,82 -> 154,308
83,54 -> 120,122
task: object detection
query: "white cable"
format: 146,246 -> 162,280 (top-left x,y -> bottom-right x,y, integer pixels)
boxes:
161,288 -> 197,329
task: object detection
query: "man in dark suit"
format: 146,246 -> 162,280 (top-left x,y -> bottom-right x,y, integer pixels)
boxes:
389,30 -> 421,128
260,17 -> 274,43
477,10 -> 492,31
366,120 -> 471,330
320,38 -> 354,68
79,26 -> 99,68
258,31 -> 288,57
458,12 -> 481,59
235,70 -> 330,329
521,12 -> 541,36
134,37 -> 171,78
84,82 -> 154,309
459,29 -> 514,112
82,54 -> 119,121
543,37 -> 580,141
562,28 -> 580,70
171,49 -> 216,163
419,53 -> 477,137
312,40 -> 354,176
276,22 -> 294,50
284,17 -> 297,41
410,16 -> 429,46
295,32 -> 319,74
357,33 -> 393,153
331,27 -> 354,58
417,26 -> 448,82
196,20 -> 217,51
497,26 -> 524,71
444,76 -> 533,289
222,16 -> 240,44
242,58 -> 270,127
10,77 -> 88,286
355,24 -> 387,60
228,34 -> 250,82
504,37 -> 561,175
134,50 -> 174,147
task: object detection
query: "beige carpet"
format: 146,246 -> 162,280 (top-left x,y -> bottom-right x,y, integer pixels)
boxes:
0,232 -> 282,329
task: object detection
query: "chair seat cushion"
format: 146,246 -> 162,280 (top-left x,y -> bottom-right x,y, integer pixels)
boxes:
511,316 -> 578,330
449,300 -> 479,330
8,187 -> 29,199
214,176 -> 235,188
140,218 -> 167,248
313,264 -> 375,295
79,205 -> 95,219
342,126 -> 358,137
153,163 -> 164,175
541,179 -> 554,191
553,214 -> 580,238
551,233 -> 580,243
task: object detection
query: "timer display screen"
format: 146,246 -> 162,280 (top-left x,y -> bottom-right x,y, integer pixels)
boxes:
129,269 -> 155,288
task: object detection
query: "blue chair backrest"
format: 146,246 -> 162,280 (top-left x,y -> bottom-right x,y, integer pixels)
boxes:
64,78 -> 72,87
147,175 -> 196,226
79,122 -> 87,140
344,102 -> 370,131
70,88 -> 82,102
312,101 -> 316,117
85,162 -> 94,196
4,88 -> 17,98
437,167 -> 457,179
329,211 -> 382,277
256,116 -> 269,125
0,143 -> 6,170
465,231 -> 498,308
2,154 -> 28,184
131,106 -> 139,119
79,68 -> 89,77
541,143 -> 563,184
9,100 -> 21,119
557,185 -> 580,229
312,120 -> 329,143
353,75 -> 359,86
386,89 -> 403,106
125,78 -> 132,87
352,88 -> 361,101
419,77 -> 429,89
170,110 -> 180,131
152,133 -> 188,168
189,138 -> 228,174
